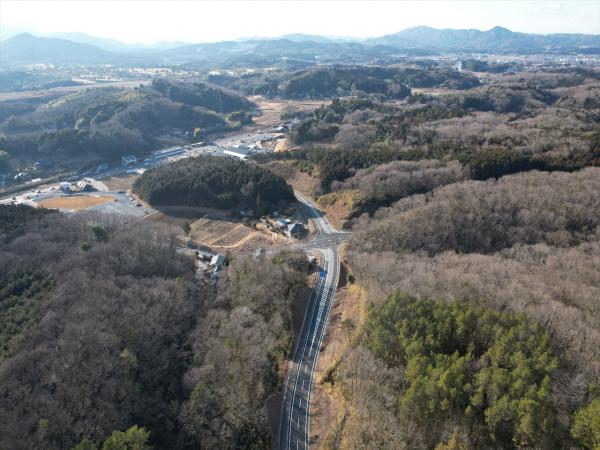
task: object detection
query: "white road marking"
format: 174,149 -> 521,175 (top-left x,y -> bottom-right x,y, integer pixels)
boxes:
278,192 -> 346,450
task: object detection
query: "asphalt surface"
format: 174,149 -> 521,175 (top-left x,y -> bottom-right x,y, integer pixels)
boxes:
278,192 -> 347,450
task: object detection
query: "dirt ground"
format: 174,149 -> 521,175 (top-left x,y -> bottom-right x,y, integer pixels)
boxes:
251,97 -> 327,127
100,173 -> 140,192
274,139 -> 293,152
234,232 -> 283,253
189,217 -> 257,247
146,210 -> 198,229
316,191 -> 363,231
318,202 -> 351,231
263,161 -> 319,195
309,263 -> 366,449
38,195 -> 114,210
147,206 -> 263,249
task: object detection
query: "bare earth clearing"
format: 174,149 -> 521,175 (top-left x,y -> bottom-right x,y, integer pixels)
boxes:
100,173 -> 140,192
263,161 -> 319,194
147,206 -> 261,249
39,195 -> 114,210
251,97 -> 326,127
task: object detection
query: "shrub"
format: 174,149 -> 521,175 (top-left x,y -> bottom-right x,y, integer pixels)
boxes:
571,399 -> 600,449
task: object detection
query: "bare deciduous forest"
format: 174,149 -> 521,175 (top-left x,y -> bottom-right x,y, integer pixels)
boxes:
1,25 -> 599,449
253,69 -> 600,449
324,169 -> 600,448
0,206 -> 307,450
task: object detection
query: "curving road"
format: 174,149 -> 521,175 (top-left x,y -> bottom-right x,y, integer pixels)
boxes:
277,192 -> 347,450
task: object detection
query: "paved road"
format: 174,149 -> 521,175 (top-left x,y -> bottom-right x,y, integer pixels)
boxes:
278,192 -> 347,450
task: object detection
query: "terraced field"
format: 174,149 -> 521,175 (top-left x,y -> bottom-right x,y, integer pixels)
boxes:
190,217 -> 256,247
212,224 -> 256,246
145,208 -> 258,248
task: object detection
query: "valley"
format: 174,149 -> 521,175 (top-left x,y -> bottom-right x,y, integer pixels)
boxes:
0,9 -> 599,450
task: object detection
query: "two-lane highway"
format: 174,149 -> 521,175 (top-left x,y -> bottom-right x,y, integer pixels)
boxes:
278,192 -> 346,450
294,191 -> 336,235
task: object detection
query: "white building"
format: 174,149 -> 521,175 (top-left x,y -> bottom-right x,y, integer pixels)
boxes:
121,155 -> 138,166
223,145 -> 253,160
152,147 -> 184,159
210,254 -> 226,268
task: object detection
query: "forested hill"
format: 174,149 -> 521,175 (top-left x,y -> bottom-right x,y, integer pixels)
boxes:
151,78 -> 254,113
370,25 -> 600,53
0,79 -> 255,168
335,168 -> 600,448
208,65 -> 480,99
0,204 -> 309,449
133,155 -> 294,215
255,68 -> 600,447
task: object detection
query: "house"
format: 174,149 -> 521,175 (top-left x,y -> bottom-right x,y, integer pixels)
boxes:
73,179 -> 96,192
210,254 -> 226,268
286,223 -> 305,238
14,172 -> 27,181
121,155 -> 137,166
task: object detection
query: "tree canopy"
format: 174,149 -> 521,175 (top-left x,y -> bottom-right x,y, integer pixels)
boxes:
339,293 -> 561,448
133,155 -> 294,215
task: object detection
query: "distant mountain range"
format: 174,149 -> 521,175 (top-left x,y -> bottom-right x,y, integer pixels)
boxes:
0,33 -> 120,65
0,33 -> 153,65
369,26 -> 600,52
49,32 -> 189,52
1,26 -> 598,68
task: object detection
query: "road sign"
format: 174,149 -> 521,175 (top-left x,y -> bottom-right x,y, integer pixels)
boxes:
319,271 -> 327,277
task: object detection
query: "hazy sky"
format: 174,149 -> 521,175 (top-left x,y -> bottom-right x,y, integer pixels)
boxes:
1,0 -> 599,44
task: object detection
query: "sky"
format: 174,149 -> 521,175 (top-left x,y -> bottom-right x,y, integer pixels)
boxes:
1,0 -> 599,44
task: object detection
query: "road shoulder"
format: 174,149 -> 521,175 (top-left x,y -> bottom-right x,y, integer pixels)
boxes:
309,261 -> 366,449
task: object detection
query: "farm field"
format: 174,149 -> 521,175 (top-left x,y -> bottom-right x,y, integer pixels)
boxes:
251,97 -> 326,127
146,207 -> 258,248
100,173 -> 140,192
38,195 -> 114,210
190,217 -> 256,247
